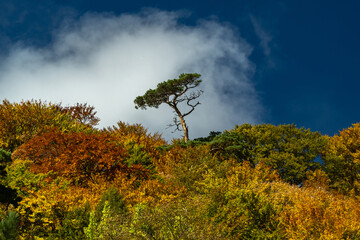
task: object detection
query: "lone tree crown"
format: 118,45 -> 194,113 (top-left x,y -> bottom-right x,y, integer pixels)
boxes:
134,73 -> 203,142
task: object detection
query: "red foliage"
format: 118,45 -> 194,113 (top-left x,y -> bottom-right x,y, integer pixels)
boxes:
12,128 -> 150,185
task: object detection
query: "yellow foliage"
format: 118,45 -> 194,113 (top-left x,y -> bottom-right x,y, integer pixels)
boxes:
0,99 -> 92,152
106,121 -> 166,160
323,123 -> 360,194
275,183 -> 360,239
196,160 -> 360,239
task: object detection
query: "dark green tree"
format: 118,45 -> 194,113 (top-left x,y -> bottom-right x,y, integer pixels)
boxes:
94,187 -> 128,223
0,211 -> 19,240
134,73 -> 203,142
0,149 -> 19,206
0,149 -> 11,181
322,123 -> 360,194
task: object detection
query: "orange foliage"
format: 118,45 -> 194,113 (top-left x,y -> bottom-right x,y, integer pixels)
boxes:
59,103 -> 100,127
273,182 -> 360,239
12,128 -> 150,185
6,115 -> 360,238
10,122 -> 182,208
0,99 -> 97,152
105,121 -> 166,158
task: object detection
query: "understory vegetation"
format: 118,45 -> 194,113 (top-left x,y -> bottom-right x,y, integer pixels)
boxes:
1,100 -> 360,239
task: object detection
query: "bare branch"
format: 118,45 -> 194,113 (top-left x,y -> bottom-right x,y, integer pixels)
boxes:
183,101 -> 201,117
182,90 -> 203,117
166,116 -> 182,133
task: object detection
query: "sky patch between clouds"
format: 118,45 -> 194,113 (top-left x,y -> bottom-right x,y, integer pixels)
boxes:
0,9 -> 262,140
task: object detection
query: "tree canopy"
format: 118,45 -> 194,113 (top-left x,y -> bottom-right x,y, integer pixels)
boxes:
209,124 -> 327,185
1,98 -> 360,239
0,100 -> 98,152
322,123 -> 360,194
134,73 -> 203,142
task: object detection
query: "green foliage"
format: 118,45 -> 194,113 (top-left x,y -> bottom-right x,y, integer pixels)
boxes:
161,131 -> 222,149
134,73 -> 202,109
0,211 -> 19,240
134,73 -> 203,142
95,201 -> 129,239
165,144 -> 226,190
193,131 -> 222,143
157,131 -> 221,151
0,149 -> 11,181
129,199 -> 223,239
322,123 -> 360,194
342,229 -> 360,239
85,188 -> 129,239
210,131 -> 246,160
125,141 -> 154,172
3,99 -> 360,239
129,203 -> 154,238
220,124 -> 327,185
0,149 -> 11,165
196,163 -> 283,239
84,212 -> 96,240
5,159 -> 50,197
95,187 -> 128,222
49,203 -> 91,240
209,190 -> 283,239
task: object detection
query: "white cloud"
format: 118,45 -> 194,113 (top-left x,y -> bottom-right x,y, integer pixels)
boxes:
250,15 -> 272,61
0,9 -> 262,141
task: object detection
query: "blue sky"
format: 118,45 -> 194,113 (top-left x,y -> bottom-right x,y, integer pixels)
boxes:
0,0 -> 359,139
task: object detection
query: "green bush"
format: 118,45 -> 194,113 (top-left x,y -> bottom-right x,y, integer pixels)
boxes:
49,203 -> 91,240
84,187 -> 129,240
0,211 -> 19,240
0,148 -> 11,181
129,198 -> 224,240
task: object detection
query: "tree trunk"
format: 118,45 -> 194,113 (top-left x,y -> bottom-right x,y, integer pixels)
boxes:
178,115 -> 189,142
171,105 -> 189,142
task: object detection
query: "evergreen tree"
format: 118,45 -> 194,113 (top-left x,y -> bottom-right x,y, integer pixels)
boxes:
0,211 -> 19,240
134,73 -> 203,142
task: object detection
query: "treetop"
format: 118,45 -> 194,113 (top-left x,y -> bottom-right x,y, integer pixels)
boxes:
134,73 -> 202,110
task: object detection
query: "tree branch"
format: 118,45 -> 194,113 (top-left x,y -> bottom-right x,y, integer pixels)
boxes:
166,116 -> 182,133
183,101 -> 200,117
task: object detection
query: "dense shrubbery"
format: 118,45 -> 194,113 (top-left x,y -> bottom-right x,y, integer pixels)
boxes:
1,99 -> 360,239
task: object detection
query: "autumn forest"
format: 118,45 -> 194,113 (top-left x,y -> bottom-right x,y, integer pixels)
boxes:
1,99 -> 360,239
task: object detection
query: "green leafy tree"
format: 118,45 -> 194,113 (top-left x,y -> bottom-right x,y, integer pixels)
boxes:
134,73 -> 203,142
51,203 -> 91,240
322,123 -> 360,194
0,149 -> 11,186
0,149 -> 11,177
209,131 -> 245,159
212,124 -> 327,185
